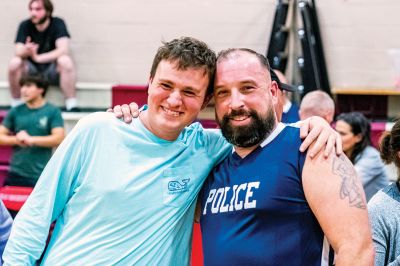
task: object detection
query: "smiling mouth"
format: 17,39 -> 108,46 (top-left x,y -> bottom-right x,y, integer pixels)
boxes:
230,115 -> 250,121
161,106 -> 182,117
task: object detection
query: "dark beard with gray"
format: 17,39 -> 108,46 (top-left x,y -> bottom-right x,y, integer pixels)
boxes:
218,108 -> 276,148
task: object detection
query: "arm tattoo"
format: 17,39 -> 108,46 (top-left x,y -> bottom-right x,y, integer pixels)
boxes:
332,155 -> 366,209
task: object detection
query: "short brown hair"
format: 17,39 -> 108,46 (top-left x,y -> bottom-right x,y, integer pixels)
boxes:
149,37 -> 216,96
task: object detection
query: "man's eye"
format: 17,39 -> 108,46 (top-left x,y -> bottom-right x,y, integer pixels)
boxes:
243,86 -> 254,91
216,90 -> 228,96
161,83 -> 172,89
183,90 -> 196,96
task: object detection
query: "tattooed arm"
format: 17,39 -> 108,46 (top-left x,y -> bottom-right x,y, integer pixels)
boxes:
302,150 -> 374,266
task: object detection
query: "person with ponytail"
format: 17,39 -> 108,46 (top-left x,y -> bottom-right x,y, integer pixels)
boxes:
368,119 -> 400,265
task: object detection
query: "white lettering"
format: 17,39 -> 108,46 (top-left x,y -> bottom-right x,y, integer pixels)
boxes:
211,188 -> 225,214
204,182 -> 260,215
244,182 -> 260,209
203,189 -> 216,215
219,187 -> 230,213
234,183 -> 247,210
229,185 -> 238,211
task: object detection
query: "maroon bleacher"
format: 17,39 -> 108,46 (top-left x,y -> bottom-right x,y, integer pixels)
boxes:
0,186 -> 33,211
198,119 -> 218,129
112,84 -> 148,107
0,110 -> 11,187
371,122 -> 387,149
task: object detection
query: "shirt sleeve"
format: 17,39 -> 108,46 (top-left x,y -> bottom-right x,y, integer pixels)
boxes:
15,21 -> 29,44
355,148 -> 387,187
369,205 -> 389,265
53,18 -> 70,40
0,200 -> 12,260
2,117 -> 88,265
49,107 -> 64,129
2,110 -> 15,132
368,197 -> 400,266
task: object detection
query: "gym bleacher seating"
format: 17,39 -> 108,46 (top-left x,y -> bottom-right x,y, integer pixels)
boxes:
0,186 -> 33,211
0,110 -> 11,187
112,84 -> 148,107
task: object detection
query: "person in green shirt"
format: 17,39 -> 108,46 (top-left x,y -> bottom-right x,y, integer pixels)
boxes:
0,74 -> 64,191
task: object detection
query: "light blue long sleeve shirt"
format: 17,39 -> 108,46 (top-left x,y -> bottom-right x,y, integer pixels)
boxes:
0,200 -> 12,265
3,112 -> 230,265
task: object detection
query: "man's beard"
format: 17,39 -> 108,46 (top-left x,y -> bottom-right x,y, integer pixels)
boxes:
218,107 -> 276,148
32,15 -> 48,25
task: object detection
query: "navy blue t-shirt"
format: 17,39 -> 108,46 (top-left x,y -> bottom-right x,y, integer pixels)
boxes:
200,124 -> 333,266
281,102 -> 300,123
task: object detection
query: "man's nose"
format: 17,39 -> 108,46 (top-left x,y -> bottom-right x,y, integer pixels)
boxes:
229,90 -> 244,109
167,90 -> 182,106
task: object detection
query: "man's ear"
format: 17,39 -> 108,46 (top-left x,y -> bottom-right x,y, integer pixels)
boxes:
147,76 -> 154,94
148,76 -> 154,85
270,81 -> 279,105
201,94 -> 212,110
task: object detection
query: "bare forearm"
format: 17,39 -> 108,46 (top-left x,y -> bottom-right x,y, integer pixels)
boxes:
34,48 -> 67,64
0,135 -> 20,146
30,135 -> 64,147
335,243 -> 375,266
15,46 -> 30,59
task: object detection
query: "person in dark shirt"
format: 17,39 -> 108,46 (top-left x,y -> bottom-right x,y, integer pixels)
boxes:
8,0 -> 78,111
0,75 -> 64,190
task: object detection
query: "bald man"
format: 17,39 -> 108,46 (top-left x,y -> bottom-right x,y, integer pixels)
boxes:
299,90 -> 335,124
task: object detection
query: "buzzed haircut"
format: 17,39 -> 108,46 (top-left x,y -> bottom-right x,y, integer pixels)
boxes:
19,74 -> 49,96
150,37 -> 216,96
299,90 -> 335,122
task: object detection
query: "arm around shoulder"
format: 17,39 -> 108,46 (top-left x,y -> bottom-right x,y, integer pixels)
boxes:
302,149 -> 374,265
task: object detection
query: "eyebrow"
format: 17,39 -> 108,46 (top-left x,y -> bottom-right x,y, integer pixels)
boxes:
158,79 -> 202,93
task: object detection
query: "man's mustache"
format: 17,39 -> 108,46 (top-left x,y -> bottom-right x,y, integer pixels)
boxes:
224,109 -> 253,120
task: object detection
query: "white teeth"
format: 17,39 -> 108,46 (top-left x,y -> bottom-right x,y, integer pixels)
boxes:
162,107 -> 180,117
232,116 -> 248,121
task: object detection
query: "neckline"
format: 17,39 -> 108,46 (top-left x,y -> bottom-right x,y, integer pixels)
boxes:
132,116 -> 185,144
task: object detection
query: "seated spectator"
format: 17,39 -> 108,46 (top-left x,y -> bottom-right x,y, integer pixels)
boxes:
273,70 -> 300,123
299,90 -> 335,123
8,0 -> 78,111
0,200 -> 12,264
335,112 -> 389,201
368,119 -> 400,265
0,75 -> 64,191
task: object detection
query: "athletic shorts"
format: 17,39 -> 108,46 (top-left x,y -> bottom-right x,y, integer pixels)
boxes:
27,61 -> 60,86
